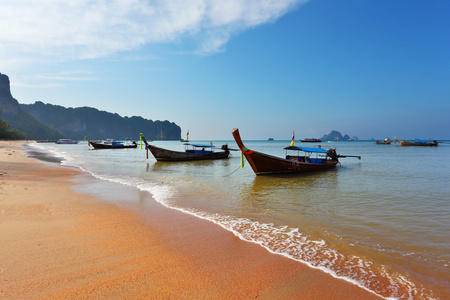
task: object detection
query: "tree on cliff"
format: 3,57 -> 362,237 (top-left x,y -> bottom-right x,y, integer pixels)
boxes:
0,114 -> 28,139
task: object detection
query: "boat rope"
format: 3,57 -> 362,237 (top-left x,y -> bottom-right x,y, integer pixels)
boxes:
222,165 -> 241,177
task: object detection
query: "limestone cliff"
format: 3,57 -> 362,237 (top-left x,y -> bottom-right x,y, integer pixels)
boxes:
0,73 -> 64,139
0,73 -> 20,114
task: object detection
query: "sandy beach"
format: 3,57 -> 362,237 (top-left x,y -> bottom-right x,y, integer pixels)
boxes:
0,141 -> 381,299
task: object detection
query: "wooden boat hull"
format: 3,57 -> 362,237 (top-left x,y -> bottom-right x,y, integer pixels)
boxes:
147,144 -> 230,161
376,141 -> 392,144
240,150 -> 337,175
398,141 -> 438,146
396,139 -> 438,146
232,128 -> 338,175
89,141 -> 137,149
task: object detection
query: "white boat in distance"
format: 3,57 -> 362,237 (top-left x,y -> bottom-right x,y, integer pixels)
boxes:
56,139 -> 79,144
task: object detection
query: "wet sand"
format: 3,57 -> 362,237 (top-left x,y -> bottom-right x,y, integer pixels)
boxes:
0,141 -> 381,299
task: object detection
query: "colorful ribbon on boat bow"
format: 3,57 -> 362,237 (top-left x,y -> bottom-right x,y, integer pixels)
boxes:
241,147 -> 254,154
240,147 -> 254,168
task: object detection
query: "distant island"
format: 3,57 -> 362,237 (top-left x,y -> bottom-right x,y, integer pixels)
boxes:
268,138 -> 274,141
0,72 -> 181,140
320,130 -> 358,141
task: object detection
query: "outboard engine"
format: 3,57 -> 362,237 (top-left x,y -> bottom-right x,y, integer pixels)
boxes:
328,149 -> 339,162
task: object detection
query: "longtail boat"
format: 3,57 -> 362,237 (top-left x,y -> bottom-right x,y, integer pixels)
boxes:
300,138 -> 322,143
394,138 -> 438,147
89,140 -> 137,149
376,139 -> 392,145
140,135 -> 231,161
56,139 -> 79,144
232,128 -> 361,175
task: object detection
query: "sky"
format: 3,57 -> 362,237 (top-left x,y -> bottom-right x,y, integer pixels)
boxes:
1,0 -> 449,140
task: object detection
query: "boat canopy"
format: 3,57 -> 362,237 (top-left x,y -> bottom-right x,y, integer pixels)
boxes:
185,143 -> 215,148
414,139 -> 433,143
284,146 -> 328,153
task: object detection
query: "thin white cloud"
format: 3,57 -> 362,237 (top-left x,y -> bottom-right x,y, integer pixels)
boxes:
0,0 -> 307,65
8,70 -> 97,89
10,81 -> 64,88
36,75 -> 98,81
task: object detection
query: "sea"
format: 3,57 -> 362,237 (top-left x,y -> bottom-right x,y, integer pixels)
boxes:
25,139 -> 450,299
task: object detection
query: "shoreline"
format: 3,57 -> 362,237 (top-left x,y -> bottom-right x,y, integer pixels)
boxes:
1,141 -> 381,299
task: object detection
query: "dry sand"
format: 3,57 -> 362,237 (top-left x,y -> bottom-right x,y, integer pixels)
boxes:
0,140 -> 381,299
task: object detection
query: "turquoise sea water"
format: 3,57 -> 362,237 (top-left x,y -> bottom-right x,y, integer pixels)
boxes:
27,140 -> 450,299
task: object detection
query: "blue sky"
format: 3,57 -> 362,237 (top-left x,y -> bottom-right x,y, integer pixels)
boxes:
1,0 -> 449,140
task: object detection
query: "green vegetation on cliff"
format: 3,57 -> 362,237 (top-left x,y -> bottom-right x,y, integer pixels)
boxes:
0,114 -> 28,139
20,101 -> 181,140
